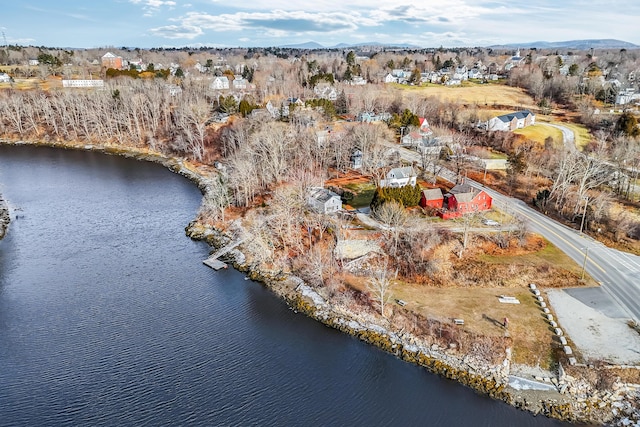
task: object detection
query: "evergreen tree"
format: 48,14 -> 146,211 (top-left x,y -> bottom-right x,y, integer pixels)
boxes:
334,90 -> 348,114
346,51 -> 356,67
370,184 -> 422,209
615,112 -> 640,137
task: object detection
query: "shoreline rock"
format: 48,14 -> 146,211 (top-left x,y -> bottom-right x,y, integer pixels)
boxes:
0,193 -> 9,240
2,137 -> 638,426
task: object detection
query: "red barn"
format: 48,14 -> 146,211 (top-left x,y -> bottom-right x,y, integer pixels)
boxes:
442,182 -> 492,217
420,188 -> 444,209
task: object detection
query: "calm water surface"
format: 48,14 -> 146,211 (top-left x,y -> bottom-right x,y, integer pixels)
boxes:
0,145 -> 570,426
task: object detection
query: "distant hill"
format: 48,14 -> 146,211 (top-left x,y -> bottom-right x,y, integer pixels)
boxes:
279,39 -> 638,51
278,41 -> 325,49
278,41 -> 420,50
331,41 -> 421,49
491,39 -> 639,50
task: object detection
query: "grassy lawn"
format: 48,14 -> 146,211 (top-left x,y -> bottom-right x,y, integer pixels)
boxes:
513,124 -> 564,146
553,122 -> 592,150
389,286 -> 557,368
343,182 -> 376,208
343,235 -> 590,368
477,238 -> 596,281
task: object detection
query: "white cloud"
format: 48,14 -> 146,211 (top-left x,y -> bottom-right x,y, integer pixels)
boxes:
130,0 -> 176,6
129,0 -> 177,16
149,24 -> 203,39
136,0 -> 640,46
174,10 -> 378,34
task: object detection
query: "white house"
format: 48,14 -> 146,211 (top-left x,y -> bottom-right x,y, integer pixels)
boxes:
265,100 -> 280,118
210,76 -> 230,90
314,83 -> 338,100
616,89 -> 640,105
232,77 -> 248,90
384,73 -> 397,83
351,149 -> 363,169
487,110 -> 535,131
453,66 -> 468,81
504,49 -> 525,71
0,73 -> 11,83
307,188 -> 342,214
468,68 -> 483,79
349,76 -> 367,85
379,166 -> 417,188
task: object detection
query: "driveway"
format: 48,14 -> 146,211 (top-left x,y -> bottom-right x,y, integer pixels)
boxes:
546,123 -> 576,152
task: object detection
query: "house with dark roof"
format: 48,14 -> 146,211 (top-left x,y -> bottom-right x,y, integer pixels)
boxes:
307,188 -> 342,214
487,110 -> 535,132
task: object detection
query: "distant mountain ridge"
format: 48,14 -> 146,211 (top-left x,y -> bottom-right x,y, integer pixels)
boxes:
278,41 -> 420,49
491,39 -> 639,50
278,39 -> 638,50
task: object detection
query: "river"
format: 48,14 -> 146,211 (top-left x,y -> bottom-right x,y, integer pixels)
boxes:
0,145 -> 569,426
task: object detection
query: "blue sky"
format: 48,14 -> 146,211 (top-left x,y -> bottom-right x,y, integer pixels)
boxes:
2,1 -> 639,48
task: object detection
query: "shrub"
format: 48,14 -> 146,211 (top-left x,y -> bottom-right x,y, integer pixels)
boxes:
370,184 -> 422,209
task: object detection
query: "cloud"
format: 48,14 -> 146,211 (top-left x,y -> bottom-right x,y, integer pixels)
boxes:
129,0 -> 177,16
66,13 -> 95,21
179,10 -> 377,33
149,24 -> 203,39
130,0 -> 177,6
142,0 -> 640,46
369,2 -> 500,27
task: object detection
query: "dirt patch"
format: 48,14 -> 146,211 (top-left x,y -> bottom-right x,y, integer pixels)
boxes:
326,169 -> 372,187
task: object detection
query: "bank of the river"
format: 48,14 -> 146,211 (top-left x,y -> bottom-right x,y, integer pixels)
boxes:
0,192 -> 9,240
2,137 -> 638,426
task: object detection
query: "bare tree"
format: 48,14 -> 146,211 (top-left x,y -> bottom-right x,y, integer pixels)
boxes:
457,209 -> 482,258
199,175 -> 231,222
366,260 -> 396,318
372,200 -> 409,256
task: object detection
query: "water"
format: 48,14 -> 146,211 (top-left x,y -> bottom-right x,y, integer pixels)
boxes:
0,145 -> 569,426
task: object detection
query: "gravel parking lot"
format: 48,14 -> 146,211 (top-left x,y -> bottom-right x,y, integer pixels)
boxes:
547,288 -> 640,365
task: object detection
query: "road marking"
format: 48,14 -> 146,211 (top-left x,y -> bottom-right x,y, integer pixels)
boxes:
516,207 -> 607,274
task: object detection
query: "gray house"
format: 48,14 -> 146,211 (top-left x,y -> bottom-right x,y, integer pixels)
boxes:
379,166 -> 417,188
307,188 -> 342,214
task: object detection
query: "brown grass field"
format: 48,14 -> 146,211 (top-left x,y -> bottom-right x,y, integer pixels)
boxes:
343,234 -> 592,368
397,82 -> 539,111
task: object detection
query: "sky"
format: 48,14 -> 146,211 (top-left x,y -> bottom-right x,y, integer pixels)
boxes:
2,1 -> 639,49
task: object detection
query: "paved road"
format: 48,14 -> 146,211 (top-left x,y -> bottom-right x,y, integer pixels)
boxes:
485,184 -> 640,323
389,143 -> 640,322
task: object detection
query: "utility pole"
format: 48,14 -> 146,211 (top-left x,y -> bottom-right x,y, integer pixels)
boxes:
581,247 -> 590,280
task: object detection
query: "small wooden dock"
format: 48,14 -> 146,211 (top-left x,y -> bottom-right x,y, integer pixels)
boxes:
202,237 -> 245,271
203,257 -> 228,270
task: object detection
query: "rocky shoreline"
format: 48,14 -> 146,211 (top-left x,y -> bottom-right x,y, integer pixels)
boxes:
2,138 -> 639,426
0,193 -> 9,240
